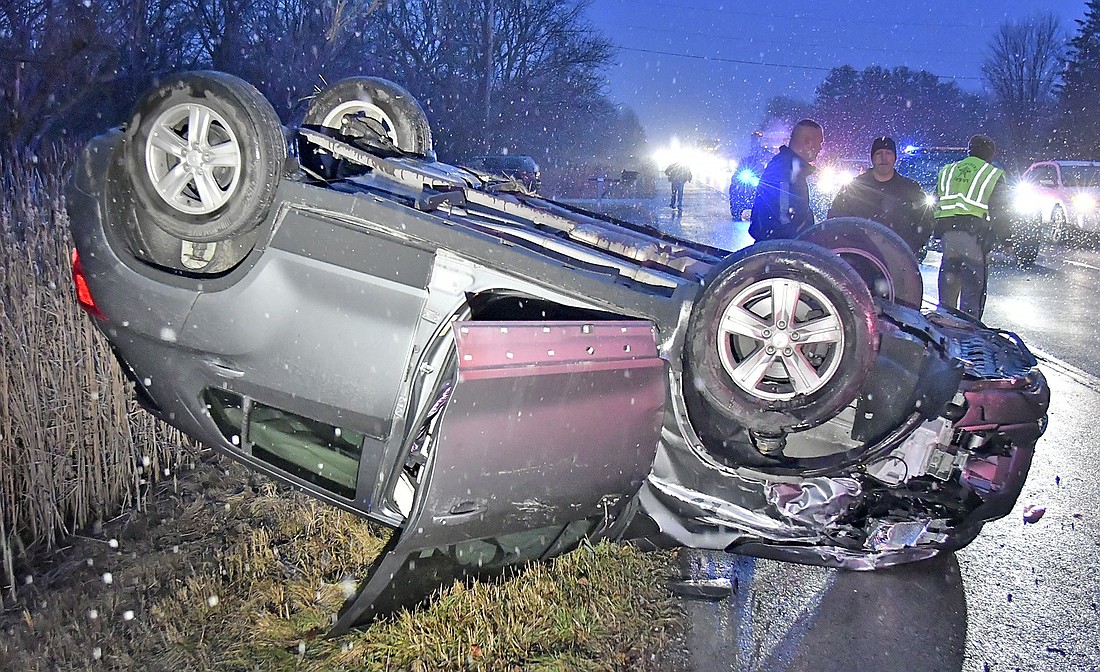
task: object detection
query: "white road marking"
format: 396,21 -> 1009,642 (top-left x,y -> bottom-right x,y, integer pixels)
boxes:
1064,259 -> 1100,272
1031,346 -> 1100,393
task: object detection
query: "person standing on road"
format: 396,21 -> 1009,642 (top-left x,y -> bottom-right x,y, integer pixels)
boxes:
665,161 -> 692,212
827,135 -> 934,255
933,134 -> 1011,319
749,119 -> 824,241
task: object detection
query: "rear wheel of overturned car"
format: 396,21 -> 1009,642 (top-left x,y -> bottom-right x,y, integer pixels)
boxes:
684,240 -> 879,440
125,71 -> 286,243
304,77 -> 434,157
796,217 -> 924,308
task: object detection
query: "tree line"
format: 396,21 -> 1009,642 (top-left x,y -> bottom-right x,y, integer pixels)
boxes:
6,2 -> 1100,178
758,6 -> 1100,173
0,0 -> 643,168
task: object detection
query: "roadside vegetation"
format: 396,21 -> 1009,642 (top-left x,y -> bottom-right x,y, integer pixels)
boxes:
0,149 -> 680,670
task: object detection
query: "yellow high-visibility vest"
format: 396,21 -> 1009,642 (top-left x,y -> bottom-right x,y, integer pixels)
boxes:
934,156 -> 1004,219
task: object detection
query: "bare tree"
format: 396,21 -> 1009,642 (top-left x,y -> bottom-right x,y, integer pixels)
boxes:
0,0 -> 202,148
982,13 -> 1066,170
242,0 -> 385,118
365,0 -> 618,162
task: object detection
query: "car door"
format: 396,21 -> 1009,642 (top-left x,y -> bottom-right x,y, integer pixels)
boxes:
329,319 -> 667,634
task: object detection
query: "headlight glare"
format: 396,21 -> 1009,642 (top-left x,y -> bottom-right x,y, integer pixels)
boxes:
1073,193 -> 1097,212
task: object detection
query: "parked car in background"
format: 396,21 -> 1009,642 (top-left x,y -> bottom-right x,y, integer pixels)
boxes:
897,146 -> 969,196
728,164 -> 761,220
467,154 -> 542,191
1014,160 -> 1100,245
68,71 -> 1049,634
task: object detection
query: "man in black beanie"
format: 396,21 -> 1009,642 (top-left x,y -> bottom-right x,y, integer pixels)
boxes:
827,135 -> 934,254
932,134 -> 1011,319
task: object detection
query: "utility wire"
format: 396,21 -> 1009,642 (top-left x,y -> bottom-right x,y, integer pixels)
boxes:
609,0 -> 997,31
614,45 -> 984,82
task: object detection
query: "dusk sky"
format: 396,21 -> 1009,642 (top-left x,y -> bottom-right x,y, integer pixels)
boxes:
586,0 -> 1088,153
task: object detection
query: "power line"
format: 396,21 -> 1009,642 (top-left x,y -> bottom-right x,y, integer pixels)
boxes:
614,45 -> 984,82
620,23 -> 985,59
610,0 -> 998,31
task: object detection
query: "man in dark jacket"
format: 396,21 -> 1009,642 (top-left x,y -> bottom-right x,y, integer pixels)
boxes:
749,119 -> 823,241
827,136 -> 934,254
665,161 -> 692,212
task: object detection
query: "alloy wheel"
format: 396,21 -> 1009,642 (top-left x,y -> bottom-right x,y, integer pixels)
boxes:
716,278 -> 845,401
144,102 -> 242,215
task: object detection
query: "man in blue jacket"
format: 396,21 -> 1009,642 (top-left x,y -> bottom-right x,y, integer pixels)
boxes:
749,119 -> 824,242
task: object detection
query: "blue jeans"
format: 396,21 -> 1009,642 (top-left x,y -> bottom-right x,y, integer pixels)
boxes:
670,182 -> 685,209
938,230 -> 987,318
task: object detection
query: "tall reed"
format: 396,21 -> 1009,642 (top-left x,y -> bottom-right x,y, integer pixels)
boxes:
0,143 -> 186,602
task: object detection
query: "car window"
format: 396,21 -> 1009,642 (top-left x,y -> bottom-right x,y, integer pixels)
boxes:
1028,165 -> 1057,186
1059,165 -> 1100,188
204,388 -> 365,500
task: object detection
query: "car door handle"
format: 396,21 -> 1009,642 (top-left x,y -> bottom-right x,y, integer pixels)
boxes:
432,500 -> 487,523
203,358 -> 244,379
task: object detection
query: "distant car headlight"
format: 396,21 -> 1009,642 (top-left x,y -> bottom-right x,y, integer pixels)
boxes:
736,168 -> 760,187
1072,193 -> 1097,212
817,167 -> 849,194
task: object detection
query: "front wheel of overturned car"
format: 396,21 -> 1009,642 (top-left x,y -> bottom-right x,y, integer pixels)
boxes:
796,217 -> 924,308
125,71 -> 286,243
684,240 -> 879,440
304,77 -> 434,157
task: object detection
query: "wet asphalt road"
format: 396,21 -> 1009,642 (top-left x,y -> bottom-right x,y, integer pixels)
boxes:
608,182 -> 1100,672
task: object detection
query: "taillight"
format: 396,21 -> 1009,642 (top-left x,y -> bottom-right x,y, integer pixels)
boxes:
70,248 -> 105,319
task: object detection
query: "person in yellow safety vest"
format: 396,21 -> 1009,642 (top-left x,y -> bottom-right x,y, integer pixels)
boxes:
933,134 -> 1012,319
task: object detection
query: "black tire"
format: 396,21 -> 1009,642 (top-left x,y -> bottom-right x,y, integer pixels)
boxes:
684,240 -> 879,437
796,217 -> 924,308
124,71 -> 286,243
1051,206 -> 1068,244
304,77 -> 433,157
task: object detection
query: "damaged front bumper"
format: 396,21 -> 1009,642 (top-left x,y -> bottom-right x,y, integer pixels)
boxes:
626,313 -> 1049,570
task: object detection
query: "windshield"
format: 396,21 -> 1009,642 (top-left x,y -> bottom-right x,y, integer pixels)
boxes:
1060,165 -> 1100,188
897,150 -> 970,192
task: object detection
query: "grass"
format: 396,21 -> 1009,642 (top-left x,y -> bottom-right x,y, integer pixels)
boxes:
0,144 -> 682,670
0,454 -> 680,671
0,143 -> 188,598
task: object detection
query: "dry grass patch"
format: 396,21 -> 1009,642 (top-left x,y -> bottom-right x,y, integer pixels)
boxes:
1,145 -> 187,597
2,457 -> 680,671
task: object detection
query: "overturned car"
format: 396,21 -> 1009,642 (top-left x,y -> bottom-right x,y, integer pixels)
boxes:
67,71 -> 1049,634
